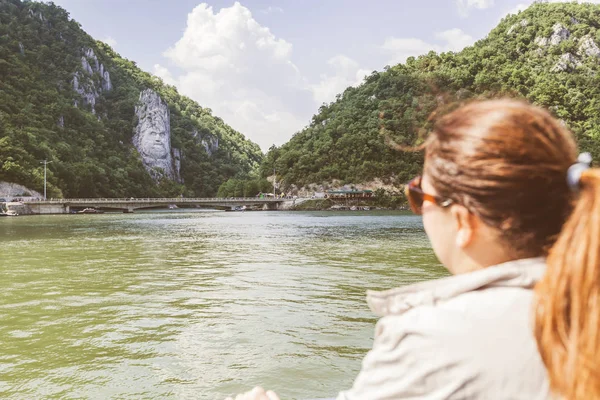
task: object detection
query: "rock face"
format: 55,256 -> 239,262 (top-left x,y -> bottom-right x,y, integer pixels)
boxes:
201,136 -> 219,156
72,71 -> 98,111
28,9 -> 45,21
192,129 -> 219,156
133,89 -> 180,182
534,36 -> 549,47
172,148 -> 182,179
535,23 -> 570,47
507,19 -> 528,35
552,53 -> 582,72
550,23 -> 570,46
100,66 -> 112,91
0,181 -> 43,199
578,36 -> 600,58
72,47 -> 112,113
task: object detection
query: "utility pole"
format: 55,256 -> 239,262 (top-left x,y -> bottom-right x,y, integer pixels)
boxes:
40,159 -> 52,200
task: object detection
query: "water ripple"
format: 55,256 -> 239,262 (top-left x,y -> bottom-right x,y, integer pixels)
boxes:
0,210 -> 445,399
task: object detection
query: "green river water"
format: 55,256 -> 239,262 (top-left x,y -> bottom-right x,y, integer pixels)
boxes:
0,210 -> 447,399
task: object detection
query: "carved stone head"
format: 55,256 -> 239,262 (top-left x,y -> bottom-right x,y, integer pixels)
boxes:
135,89 -> 171,160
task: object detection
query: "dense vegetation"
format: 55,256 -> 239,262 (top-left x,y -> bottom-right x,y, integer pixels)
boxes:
265,2 -> 600,191
0,0 -> 263,198
4,1 -> 600,199
216,177 -> 273,198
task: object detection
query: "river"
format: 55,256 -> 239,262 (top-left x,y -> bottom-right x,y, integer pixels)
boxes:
0,210 -> 447,399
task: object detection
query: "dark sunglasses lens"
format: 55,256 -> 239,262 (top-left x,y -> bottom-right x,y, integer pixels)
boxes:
406,186 -> 424,215
411,190 -> 424,214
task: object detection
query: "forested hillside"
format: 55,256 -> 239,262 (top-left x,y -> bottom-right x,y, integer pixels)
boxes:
263,2 -> 600,190
0,0 -> 263,198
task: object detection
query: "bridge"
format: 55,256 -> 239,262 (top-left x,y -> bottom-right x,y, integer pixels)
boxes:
21,197 -> 294,214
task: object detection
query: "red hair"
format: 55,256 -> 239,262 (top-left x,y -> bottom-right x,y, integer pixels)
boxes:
425,99 -> 600,399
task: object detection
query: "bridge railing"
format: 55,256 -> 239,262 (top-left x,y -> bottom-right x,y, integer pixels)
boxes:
31,197 -> 288,203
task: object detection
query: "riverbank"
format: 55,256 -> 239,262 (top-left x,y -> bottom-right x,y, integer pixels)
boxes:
291,199 -> 409,211
0,197 -> 409,215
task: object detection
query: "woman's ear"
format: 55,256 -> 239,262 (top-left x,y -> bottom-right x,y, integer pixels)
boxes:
451,205 -> 475,248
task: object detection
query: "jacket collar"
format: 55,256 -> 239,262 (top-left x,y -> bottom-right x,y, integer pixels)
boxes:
366,257 -> 546,317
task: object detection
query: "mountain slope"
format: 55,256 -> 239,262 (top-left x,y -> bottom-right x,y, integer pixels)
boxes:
265,2 -> 600,190
0,0 -> 263,198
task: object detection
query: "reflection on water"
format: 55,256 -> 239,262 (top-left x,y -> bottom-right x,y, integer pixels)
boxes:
0,210 -> 446,399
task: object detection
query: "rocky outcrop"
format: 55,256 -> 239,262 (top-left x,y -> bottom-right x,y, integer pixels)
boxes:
81,55 -> 94,75
0,182 -> 43,199
133,89 -> 180,182
57,115 -> 64,128
551,53 -> 582,72
534,36 -> 549,47
72,71 -> 98,112
83,48 -> 99,71
28,9 -> 45,21
507,19 -> 528,35
98,64 -> 112,91
550,23 -> 570,45
192,129 -> 219,156
578,36 -> 600,58
172,148 -> 182,182
202,136 -> 219,156
72,47 -> 112,113
534,23 -> 570,48
18,42 -> 24,55
547,35 -> 599,73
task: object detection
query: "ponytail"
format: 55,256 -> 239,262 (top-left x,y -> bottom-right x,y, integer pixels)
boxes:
535,168 -> 600,399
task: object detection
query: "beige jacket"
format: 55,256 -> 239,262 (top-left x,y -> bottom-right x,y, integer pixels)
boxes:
337,258 -> 549,400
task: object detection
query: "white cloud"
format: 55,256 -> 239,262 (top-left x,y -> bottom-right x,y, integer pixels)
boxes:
456,0 -> 495,17
153,64 -> 176,86
309,55 -> 371,104
435,28 -> 475,51
157,3 -> 477,150
382,28 -> 475,65
312,29 -> 475,105
159,2 -> 311,150
101,36 -> 117,48
382,37 -> 439,65
510,3 -> 530,14
260,6 -> 283,14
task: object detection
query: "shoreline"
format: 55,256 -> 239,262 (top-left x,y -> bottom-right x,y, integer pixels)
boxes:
1,198 -> 410,216
289,198 -> 409,212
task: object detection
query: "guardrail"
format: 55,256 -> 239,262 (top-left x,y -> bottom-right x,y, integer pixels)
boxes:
26,197 -> 289,203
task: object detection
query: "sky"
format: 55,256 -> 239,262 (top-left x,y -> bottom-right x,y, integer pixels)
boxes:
44,0 -> 600,151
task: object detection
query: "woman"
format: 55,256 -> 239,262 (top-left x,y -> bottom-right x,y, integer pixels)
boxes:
227,99 -> 598,399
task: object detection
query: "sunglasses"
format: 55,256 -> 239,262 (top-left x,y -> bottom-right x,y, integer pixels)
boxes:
404,176 -> 453,215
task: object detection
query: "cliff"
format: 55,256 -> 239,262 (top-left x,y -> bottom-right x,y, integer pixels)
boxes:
0,0 -> 263,198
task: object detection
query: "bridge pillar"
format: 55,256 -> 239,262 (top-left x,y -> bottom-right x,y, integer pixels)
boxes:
262,202 -> 278,210
64,205 -> 70,214
123,206 -> 134,213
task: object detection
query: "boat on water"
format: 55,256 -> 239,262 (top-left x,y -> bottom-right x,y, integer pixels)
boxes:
226,205 -> 247,212
78,208 -> 104,214
0,210 -> 18,216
